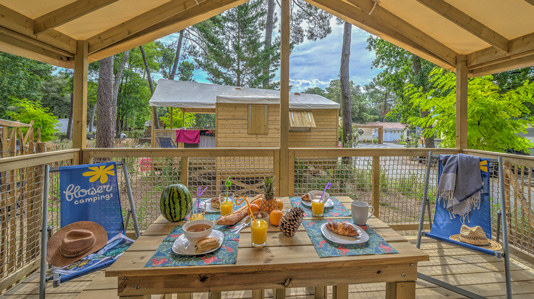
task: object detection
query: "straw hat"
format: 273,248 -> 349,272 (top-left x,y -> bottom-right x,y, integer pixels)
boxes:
47,221 -> 108,267
449,225 -> 502,251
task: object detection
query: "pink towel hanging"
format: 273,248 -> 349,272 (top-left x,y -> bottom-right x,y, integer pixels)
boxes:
176,129 -> 200,144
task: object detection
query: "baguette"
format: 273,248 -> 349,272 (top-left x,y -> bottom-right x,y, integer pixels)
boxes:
216,194 -> 263,225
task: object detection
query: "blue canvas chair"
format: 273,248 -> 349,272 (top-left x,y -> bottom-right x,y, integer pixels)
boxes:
158,136 -> 177,148
39,161 -> 140,299
416,152 -> 511,299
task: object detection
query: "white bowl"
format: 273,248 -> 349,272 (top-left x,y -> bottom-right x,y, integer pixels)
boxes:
308,190 -> 330,202
182,220 -> 214,244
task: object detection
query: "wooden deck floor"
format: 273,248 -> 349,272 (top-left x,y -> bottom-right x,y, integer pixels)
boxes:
2,237 -> 534,299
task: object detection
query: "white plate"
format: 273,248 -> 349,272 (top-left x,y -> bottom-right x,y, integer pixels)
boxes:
199,200 -> 220,213
172,230 -> 224,255
301,198 -> 334,208
320,223 -> 369,245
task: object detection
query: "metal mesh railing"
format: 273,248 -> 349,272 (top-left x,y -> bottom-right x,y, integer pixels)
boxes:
0,150 -> 76,288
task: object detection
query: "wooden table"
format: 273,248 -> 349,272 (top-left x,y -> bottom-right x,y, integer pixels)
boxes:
106,197 -> 429,299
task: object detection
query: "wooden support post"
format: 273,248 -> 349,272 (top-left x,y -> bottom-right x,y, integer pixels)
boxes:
209,291 -> 221,299
274,289 -> 286,299
315,286 -> 327,299
456,55 -> 468,149
385,281 -> 416,299
73,40 -> 88,154
279,0 -> 290,197
252,290 -> 265,299
151,107 -> 156,148
372,156 -> 380,218
333,284 -> 348,299
181,157 -> 189,187
182,108 -> 185,128
176,293 -> 192,299
378,127 -> 383,144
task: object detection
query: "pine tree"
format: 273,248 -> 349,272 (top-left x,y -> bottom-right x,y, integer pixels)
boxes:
190,0 -> 279,88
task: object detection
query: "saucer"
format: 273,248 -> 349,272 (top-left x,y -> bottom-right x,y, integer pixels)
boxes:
301,198 -> 334,208
172,230 -> 224,255
320,223 -> 369,245
200,200 -> 220,213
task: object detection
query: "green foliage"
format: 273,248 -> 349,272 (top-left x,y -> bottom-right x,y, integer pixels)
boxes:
407,68 -> 534,152
160,108 -> 195,128
190,0 -> 280,88
6,98 -> 59,141
41,74 -> 71,118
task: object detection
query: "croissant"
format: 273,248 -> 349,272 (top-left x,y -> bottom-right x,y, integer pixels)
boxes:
211,197 -> 220,209
216,194 -> 263,225
326,222 -> 359,237
301,193 -> 311,202
195,237 -> 220,253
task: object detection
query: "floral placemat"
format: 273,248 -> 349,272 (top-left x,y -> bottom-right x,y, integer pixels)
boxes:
290,197 -> 351,217
302,219 -> 398,257
145,223 -> 240,267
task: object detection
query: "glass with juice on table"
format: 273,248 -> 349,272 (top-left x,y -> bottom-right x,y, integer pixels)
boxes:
250,211 -> 269,248
219,193 -> 234,216
311,192 -> 326,217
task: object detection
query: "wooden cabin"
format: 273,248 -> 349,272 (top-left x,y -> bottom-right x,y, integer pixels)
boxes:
149,80 -> 340,194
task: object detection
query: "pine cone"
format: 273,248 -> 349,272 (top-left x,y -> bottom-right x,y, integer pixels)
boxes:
279,207 -> 304,237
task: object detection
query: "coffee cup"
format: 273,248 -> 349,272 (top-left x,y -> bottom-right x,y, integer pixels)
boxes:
351,201 -> 374,225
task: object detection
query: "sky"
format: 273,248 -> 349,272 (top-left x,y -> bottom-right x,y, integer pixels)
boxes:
158,19 -> 383,92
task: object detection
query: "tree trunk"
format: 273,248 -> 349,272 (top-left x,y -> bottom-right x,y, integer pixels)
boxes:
263,0 -> 275,89
113,50 -> 129,138
382,90 -> 388,122
66,93 -> 73,140
96,56 -> 114,148
412,54 -> 434,148
139,45 -> 159,129
89,102 -> 96,133
340,21 -> 353,148
170,31 -> 184,80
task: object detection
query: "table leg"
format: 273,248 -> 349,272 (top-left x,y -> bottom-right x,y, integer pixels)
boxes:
333,284 -> 348,299
385,281 -> 416,299
210,291 -> 222,299
273,288 -> 286,299
252,289 -> 265,299
315,286 -> 327,299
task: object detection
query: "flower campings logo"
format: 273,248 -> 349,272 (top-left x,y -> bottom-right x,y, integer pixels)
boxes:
480,160 -> 488,173
64,164 -> 116,204
82,165 -> 116,183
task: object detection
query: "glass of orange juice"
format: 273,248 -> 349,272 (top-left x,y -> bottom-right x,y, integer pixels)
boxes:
311,199 -> 325,217
189,206 -> 205,221
219,193 -> 234,216
250,211 -> 269,248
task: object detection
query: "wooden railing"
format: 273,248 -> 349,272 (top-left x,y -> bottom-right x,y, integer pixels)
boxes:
2,146 -> 534,293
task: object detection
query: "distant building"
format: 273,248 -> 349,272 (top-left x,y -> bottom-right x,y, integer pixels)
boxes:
354,122 -> 407,142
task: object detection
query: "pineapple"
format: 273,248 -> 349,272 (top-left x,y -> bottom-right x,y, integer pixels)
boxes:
259,177 -> 277,214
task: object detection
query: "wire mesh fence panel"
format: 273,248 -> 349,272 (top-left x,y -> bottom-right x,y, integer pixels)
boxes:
293,156 -> 373,204
0,155 -> 74,287
379,155 -> 439,225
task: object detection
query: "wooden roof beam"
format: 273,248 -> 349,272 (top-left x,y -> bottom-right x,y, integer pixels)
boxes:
346,0 -> 457,65
305,0 -> 456,70
469,53 -> 534,77
417,0 -> 509,53
525,0 -> 534,6
34,0 -> 119,35
0,4 -> 76,54
89,0 -> 248,61
87,0 -> 206,55
467,32 -> 534,70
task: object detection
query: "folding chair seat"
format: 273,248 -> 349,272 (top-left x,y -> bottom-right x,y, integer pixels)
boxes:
158,136 -> 177,148
39,161 -> 140,299
416,152 -> 512,299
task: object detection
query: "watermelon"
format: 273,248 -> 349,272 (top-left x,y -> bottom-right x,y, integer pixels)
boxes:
160,184 -> 192,222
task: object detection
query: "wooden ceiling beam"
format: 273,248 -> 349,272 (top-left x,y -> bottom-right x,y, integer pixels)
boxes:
87,0 -> 206,55
89,0 -> 248,61
525,0 -> 534,6
0,4 -> 76,54
469,54 -> 534,77
345,0 -> 457,65
467,32 -> 534,69
34,0 -> 119,35
305,0 -> 455,70
417,0 -> 509,53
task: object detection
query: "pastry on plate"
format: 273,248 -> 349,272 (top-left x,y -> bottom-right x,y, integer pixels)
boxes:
301,193 -> 311,202
195,237 -> 220,253
211,197 -> 220,209
326,222 -> 359,237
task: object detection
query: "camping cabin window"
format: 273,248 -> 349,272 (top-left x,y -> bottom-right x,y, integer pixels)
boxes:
289,110 -> 316,132
248,105 -> 268,135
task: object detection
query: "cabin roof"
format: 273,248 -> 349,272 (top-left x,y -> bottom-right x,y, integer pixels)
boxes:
149,79 -> 340,110
0,1 -> 533,76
